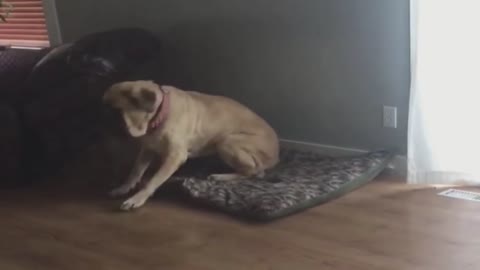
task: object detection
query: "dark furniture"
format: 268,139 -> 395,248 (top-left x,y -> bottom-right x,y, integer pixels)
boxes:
0,28 -> 165,186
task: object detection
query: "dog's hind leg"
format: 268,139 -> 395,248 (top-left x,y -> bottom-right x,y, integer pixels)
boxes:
208,138 -> 267,181
207,173 -> 244,181
207,171 -> 265,181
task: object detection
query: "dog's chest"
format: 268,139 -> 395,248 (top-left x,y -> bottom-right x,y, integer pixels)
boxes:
187,143 -> 215,158
140,128 -> 216,158
140,135 -> 168,152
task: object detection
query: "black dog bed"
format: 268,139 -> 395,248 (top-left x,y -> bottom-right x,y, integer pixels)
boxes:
171,149 -> 392,221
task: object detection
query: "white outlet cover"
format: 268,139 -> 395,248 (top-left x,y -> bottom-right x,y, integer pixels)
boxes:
383,106 -> 397,128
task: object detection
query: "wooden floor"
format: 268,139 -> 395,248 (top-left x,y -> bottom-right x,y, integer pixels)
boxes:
1,176 -> 480,270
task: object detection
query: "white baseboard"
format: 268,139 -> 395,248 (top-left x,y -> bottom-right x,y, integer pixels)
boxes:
280,139 -> 367,156
280,139 -> 407,177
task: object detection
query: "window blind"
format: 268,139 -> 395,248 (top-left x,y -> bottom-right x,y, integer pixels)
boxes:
0,0 -> 50,47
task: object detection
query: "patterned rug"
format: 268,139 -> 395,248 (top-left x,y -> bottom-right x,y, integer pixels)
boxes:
171,149 -> 392,221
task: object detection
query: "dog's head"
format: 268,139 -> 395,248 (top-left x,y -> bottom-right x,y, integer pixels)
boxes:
103,80 -> 163,137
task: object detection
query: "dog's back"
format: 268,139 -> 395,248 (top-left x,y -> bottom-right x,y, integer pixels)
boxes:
161,86 -> 279,168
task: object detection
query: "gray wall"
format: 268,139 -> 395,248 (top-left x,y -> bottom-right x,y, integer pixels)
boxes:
53,0 -> 410,154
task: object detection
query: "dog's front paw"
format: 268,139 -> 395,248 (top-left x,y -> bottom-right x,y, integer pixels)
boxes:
120,191 -> 150,211
109,185 -> 134,197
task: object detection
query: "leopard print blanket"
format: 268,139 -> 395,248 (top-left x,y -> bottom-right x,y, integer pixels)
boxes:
171,149 -> 392,220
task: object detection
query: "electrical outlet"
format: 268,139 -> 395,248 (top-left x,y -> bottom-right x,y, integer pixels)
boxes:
383,106 -> 397,128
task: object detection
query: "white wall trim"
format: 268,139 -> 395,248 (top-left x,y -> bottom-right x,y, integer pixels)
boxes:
280,139 -> 407,177
280,139 -> 367,156
43,0 -> 63,45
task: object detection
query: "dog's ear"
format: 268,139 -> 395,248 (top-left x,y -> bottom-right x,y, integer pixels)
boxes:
103,83 -> 124,105
103,86 -> 115,104
139,88 -> 157,113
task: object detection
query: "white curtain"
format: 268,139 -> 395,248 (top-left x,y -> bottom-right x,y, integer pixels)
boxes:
408,0 -> 480,184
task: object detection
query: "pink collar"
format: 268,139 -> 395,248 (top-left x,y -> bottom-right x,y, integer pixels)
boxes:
148,87 -> 170,132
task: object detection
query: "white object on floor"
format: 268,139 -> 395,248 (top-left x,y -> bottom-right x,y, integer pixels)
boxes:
438,189 -> 480,202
